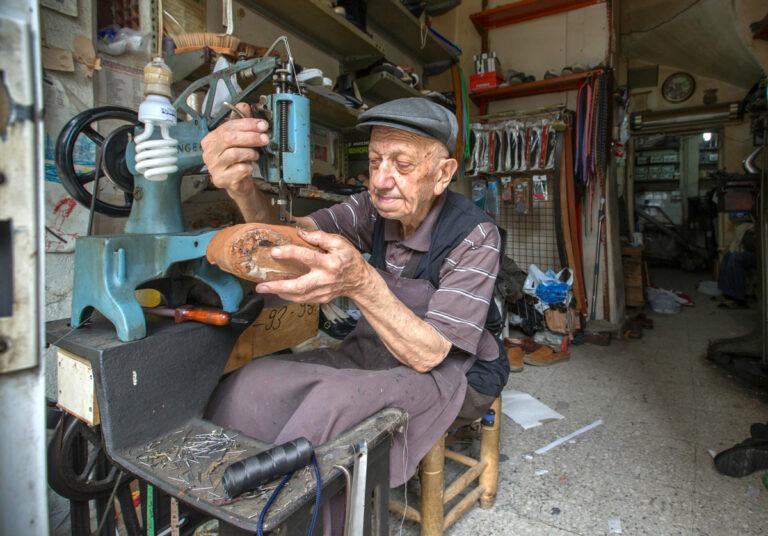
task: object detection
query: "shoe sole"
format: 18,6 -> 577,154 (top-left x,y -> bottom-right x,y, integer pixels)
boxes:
714,445 -> 768,477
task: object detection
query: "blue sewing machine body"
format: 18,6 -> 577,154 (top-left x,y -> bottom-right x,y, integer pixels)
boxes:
70,55 -> 311,341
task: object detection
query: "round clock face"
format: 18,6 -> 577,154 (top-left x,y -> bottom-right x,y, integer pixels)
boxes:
662,72 -> 695,103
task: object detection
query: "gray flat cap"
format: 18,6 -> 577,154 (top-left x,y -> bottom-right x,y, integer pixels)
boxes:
357,97 -> 457,152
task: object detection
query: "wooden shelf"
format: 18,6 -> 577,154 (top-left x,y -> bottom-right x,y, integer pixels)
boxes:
241,0 -> 384,69
304,86 -> 361,131
367,0 -> 459,73
356,72 -> 422,105
470,69 -> 602,111
471,0 -> 604,31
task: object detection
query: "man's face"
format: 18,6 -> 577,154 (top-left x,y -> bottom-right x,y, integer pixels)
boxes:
367,127 -> 449,225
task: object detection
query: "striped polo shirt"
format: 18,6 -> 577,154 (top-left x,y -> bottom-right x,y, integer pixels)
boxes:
309,191 -> 502,361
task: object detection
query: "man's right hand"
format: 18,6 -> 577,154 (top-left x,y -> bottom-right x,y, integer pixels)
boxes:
201,102 -> 270,199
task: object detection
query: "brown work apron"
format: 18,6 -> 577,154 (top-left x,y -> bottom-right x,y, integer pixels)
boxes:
205,264 -> 474,488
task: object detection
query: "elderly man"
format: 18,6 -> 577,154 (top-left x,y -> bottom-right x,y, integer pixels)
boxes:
201,98 -> 509,490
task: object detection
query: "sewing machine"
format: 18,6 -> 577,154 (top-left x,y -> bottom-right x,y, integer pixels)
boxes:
58,46 -> 310,342
47,45 -> 405,534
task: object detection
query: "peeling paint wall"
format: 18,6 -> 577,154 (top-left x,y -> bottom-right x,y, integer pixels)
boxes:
41,2 -> 96,323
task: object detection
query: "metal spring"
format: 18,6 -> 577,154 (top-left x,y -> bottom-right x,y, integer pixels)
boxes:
279,100 -> 289,152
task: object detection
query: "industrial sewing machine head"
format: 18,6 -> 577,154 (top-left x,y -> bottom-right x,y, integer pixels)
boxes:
57,39 -> 310,341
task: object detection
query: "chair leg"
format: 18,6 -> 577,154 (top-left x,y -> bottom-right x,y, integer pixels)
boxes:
419,434 -> 445,536
479,397 -> 501,508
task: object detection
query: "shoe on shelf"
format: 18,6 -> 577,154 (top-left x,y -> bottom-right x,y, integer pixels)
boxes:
544,70 -> 559,79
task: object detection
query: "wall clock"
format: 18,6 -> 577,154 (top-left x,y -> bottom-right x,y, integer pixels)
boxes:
661,72 -> 695,103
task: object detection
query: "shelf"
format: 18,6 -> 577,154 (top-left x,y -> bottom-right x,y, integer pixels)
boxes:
241,0 -> 384,69
304,86 -> 361,131
470,69 -> 602,109
355,72 -> 422,105
367,0 -> 460,72
471,0 -> 605,31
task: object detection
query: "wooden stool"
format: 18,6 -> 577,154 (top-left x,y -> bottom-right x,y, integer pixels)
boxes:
389,397 -> 501,535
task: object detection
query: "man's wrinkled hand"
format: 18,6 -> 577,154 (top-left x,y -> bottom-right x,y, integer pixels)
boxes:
201,102 -> 270,198
255,229 -> 373,303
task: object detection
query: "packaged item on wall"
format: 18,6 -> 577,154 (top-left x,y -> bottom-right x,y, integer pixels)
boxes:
533,175 -> 548,201
485,180 -> 500,219
512,177 -> 531,215
472,179 -> 487,210
468,118 -> 558,176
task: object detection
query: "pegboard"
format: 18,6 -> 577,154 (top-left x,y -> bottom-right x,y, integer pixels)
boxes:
498,172 -> 562,272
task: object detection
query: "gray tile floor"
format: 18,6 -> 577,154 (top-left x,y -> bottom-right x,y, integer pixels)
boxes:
390,269 -> 768,535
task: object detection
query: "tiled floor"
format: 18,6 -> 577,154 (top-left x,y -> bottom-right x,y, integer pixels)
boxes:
391,269 -> 768,535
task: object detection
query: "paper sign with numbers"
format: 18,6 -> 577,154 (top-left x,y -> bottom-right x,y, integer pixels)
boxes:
225,302 -> 319,373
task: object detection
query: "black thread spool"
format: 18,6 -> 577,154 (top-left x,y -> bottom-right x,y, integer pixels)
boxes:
222,437 -> 314,498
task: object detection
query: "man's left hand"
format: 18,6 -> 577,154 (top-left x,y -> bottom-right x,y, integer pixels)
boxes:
255,229 -> 372,303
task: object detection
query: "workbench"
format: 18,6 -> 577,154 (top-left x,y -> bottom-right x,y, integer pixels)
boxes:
47,314 -> 406,534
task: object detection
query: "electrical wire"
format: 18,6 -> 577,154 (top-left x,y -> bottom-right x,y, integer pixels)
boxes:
253,454 -> 322,536
308,454 -> 322,536
256,471 -> 294,536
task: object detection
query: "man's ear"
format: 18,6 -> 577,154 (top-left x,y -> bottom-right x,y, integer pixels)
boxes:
433,157 -> 458,195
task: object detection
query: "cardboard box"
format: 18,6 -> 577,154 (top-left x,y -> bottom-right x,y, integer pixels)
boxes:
470,71 -> 503,92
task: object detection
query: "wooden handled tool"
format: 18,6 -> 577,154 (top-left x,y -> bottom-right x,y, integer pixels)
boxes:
143,305 -> 231,326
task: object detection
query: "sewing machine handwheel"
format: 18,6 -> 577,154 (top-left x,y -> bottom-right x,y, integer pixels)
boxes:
55,106 -> 138,218
47,412 -> 126,501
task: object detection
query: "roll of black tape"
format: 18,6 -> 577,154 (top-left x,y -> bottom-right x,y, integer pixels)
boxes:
222,437 -> 314,498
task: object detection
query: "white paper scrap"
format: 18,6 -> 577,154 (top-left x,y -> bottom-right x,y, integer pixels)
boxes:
707,449 -> 717,458
608,517 -> 623,534
500,390 -> 565,430
535,420 -> 604,455
534,469 -> 549,476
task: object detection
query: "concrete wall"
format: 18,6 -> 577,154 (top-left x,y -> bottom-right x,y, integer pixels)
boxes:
486,1 -> 609,113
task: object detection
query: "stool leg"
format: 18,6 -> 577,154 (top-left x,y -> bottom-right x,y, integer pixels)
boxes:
419,435 -> 445,536
479,397 -> 501,508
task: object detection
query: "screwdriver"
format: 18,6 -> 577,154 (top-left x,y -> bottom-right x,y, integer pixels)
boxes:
143,305 -> 231,326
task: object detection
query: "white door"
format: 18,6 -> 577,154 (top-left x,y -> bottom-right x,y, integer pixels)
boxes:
0,0 -> 48,534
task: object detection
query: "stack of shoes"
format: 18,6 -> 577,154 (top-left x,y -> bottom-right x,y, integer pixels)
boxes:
319,302 -> 358,340
505,69 -> 536,85
505,337 -> 569,368
714,422 -> 768,477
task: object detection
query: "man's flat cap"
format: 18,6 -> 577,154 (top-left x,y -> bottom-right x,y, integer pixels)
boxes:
357,97 -> 457,152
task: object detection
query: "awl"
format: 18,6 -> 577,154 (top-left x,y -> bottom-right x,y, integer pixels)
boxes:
143,305 -> 231,326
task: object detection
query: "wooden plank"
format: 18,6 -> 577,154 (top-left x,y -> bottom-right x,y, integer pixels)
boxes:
225,302 -> 319,373
562,125 -> 588,315
470,70 -> 603,107
471,1 -> 605,32
57,349 -> 99,425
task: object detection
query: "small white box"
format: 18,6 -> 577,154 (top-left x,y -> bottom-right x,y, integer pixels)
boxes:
57,348 -> 100,425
